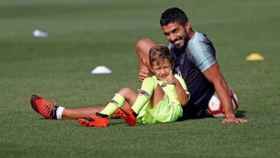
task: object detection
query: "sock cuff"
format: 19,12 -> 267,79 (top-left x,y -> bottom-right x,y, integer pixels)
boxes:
56,106 -> 65,120
111,93 -> 125,107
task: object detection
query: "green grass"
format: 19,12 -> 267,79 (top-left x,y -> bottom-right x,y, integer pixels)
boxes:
0,0 -> 280,157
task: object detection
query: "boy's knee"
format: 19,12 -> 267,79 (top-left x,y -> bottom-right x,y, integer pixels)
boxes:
118,88 -> 133,96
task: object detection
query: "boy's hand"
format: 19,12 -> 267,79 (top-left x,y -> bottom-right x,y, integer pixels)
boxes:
164,70 -> 176,84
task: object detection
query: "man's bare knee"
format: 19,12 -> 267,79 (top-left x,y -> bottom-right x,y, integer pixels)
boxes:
135,38 -> 157,55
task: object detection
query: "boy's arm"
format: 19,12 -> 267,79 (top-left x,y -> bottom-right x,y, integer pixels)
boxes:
165,72 -> 189,106
173,78 -> 189,106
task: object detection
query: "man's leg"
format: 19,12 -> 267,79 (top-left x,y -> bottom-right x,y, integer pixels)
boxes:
135,38 -> 156,80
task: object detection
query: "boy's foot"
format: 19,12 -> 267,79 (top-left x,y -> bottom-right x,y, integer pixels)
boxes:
117,108 -> 137,126
78,114 -> 109,128
30,95 -> 57,119
112,108 -> 124,119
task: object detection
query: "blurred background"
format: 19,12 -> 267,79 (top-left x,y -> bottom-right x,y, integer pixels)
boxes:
0,0 -> 279,158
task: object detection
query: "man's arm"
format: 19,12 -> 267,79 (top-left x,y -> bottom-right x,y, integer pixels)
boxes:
203,63 -> 247,124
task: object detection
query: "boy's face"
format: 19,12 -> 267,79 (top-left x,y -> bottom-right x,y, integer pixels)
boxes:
151,58 -> 172,80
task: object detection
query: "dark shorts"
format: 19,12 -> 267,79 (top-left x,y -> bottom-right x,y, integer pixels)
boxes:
180,92 -> 214,120
180,104 -> 210,119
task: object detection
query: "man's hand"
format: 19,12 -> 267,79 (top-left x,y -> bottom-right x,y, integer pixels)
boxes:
138,65 -> 151,81
222,117 -> 248,124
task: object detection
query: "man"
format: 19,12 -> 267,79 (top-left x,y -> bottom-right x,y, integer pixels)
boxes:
135,7 -> 247,124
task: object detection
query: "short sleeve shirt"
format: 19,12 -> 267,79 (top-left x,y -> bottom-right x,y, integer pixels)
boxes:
187,32 -> 217,71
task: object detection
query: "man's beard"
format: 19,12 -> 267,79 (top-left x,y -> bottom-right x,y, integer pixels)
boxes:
173,38 -> 187,50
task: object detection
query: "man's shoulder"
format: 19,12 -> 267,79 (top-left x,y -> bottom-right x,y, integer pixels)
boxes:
187,32 -> 217,72
188,32 -> 211,50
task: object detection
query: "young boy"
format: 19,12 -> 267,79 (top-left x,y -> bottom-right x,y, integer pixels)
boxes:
30,45 -> 189,127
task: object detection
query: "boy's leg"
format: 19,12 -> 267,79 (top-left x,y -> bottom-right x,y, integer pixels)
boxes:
151,85 -> 165,107
64,88 -> 138,119
99,88 -> 137,116
118,88 -> 137,105
118,88 -> 138,126
62,106 -> 103,119
75,90 -> 136,128
96,88 -> 137,126
30,94 -> 129,120
131,77 -> 157,113
142,85 -> 184,124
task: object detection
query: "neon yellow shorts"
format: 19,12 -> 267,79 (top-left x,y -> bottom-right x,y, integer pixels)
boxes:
137,96 -> 183,124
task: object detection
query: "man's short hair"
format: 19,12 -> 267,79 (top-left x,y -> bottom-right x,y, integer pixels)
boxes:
160,7 -> 189,26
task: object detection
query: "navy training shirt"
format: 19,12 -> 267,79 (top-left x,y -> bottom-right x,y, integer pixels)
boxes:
169,32 -> 216,117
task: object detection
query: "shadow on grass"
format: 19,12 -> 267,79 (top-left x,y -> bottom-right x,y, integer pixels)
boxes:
235,110 -> 247,118
178,110 -> 248,121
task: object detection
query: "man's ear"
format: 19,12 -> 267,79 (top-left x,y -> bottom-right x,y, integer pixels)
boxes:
185,22 -> 192,32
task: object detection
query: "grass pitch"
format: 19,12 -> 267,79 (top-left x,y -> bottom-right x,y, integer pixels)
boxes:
0,0 -> 279,158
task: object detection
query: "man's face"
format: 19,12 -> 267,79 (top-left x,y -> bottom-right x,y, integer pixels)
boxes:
161,22 -> 188,49
151,58 -> 172,80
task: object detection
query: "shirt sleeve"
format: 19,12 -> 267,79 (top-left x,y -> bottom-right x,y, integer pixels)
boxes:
188,34 -> 217,72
